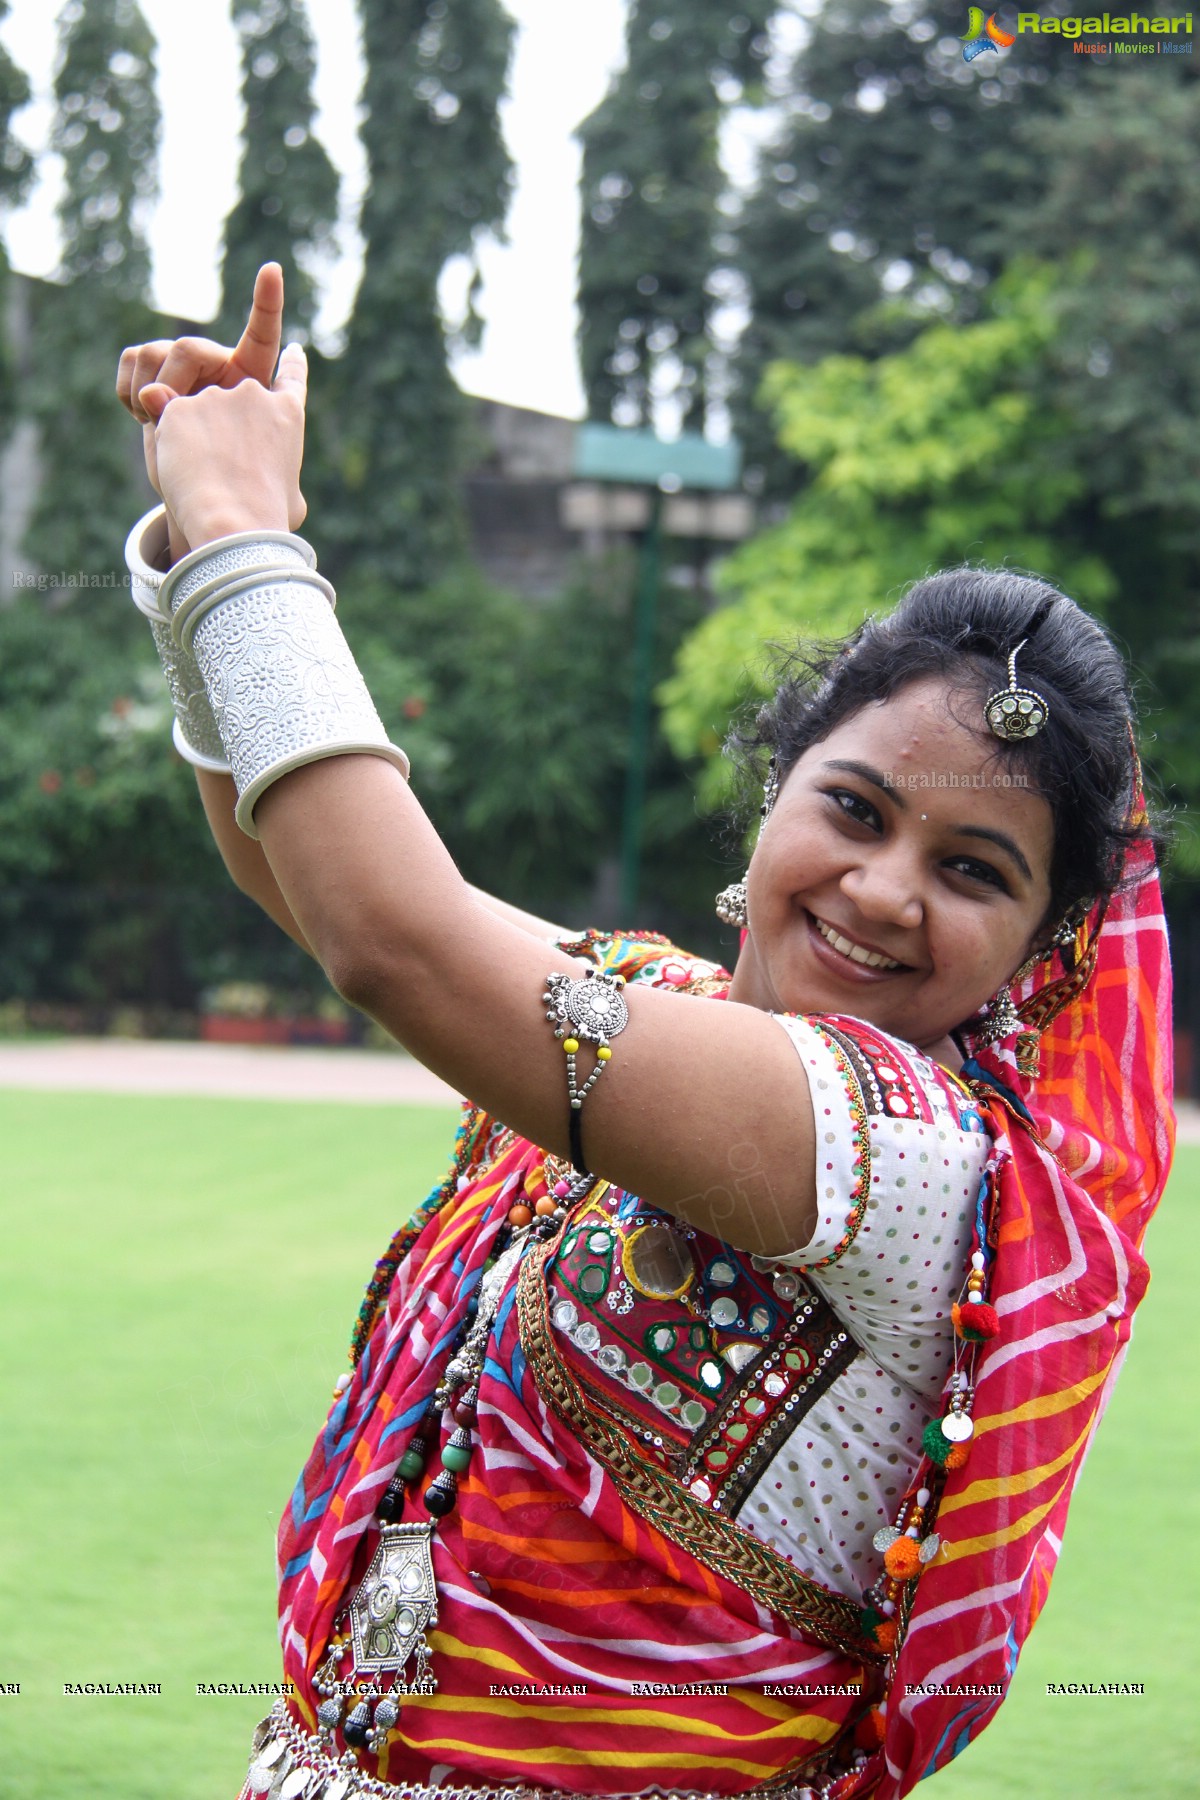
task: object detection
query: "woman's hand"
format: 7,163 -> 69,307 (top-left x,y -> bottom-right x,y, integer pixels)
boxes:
141,340 -> 309,548
116,262 -> 287,499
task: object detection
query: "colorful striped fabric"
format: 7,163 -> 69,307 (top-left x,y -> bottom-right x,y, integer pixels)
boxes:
262,832 -> 1172,1799
870,839 -> 1174,1796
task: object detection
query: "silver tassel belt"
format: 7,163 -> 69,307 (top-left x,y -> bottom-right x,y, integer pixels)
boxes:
239,1697 -> 828,1800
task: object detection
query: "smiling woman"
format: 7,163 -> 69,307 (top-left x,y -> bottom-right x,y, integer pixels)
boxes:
114,271 -> 1175,1800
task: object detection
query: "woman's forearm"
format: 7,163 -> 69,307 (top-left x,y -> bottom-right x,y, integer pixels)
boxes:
196,771 -> 566,952
195,768 -> 314,953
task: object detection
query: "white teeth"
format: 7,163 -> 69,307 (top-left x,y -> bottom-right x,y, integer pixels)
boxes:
813,916 -> 903,971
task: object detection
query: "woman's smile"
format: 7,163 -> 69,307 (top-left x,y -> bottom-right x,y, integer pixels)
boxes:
806,910 -> 910,976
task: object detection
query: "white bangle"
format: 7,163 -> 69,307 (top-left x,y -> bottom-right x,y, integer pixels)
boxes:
124,506 -> 231,771
167,535 -> 410,838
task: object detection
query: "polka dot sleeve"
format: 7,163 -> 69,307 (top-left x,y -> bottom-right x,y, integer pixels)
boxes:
766,1012 -> 991,1405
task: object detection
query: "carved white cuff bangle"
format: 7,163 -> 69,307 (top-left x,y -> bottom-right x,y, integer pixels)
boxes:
125,505 -> 231,772
166,540 -> 410,839
160,526 -> 321,647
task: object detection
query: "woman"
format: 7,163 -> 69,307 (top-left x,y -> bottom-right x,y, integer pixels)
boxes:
116,270 -> 1173,1800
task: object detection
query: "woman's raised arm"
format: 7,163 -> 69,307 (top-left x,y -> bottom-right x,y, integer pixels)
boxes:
138,334 -> 820,1259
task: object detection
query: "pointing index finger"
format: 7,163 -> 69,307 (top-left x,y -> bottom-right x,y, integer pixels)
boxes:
228,262 -> 284,388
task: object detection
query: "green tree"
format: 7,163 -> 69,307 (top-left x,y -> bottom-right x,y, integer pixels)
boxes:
660,264 -> 1113,807
995,67 -> 1200,867
576,0 -> 772,433
731,0 -> 1103,483
318,0 -> 514,591
0,0 -> 33,430
23,0 -> 160,584
215,0 -> 339,344
360,550 -> 721,937
51,0 -> 158,292
1008,67 -> 1200,520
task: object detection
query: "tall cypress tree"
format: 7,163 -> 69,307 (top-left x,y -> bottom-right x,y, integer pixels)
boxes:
322,0 -> 514,592
0,0 -> 33,433
576,0 -> 772,434
216,0 -> 339,344
24,0 -> 160,583
52,0 -> 158,292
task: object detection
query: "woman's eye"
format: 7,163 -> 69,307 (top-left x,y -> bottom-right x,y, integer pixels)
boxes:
828,788 -> 880,829
947,856 -> 1007,892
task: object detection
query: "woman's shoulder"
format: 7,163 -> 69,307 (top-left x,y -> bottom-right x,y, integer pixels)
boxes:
772,1011 -> 986,1137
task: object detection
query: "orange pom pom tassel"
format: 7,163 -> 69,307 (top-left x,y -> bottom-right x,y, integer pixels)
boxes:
854,1706 -> 887,1751
873,1619 -> 898,1652
953,1299 -> 1000,1340
883,1535 -> 923,1580
945,1442 -> 971,1471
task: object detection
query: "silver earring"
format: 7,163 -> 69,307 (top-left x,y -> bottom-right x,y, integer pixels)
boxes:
975,984 -> 1022,1047
715,880 -> 748,927
715,756 -> 778,927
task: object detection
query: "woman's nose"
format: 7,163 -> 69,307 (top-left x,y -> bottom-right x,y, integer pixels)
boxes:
840,847 -> 924,931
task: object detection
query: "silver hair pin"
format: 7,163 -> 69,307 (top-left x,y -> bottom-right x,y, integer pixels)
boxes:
984,639 -> 1050,741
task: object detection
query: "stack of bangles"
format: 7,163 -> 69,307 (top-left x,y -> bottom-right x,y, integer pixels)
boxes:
126,507 -> 623,1168
125,505 -> 410,837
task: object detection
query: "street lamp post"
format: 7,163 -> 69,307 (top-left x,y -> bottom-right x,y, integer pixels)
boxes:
570,424 -> 745,923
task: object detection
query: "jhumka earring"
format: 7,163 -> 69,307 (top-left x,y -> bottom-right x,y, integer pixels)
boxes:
975,912 -> 1087,1074
715,755 -> 780,928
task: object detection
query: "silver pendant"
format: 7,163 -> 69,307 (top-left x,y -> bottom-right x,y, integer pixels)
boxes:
941,1411 -> 975,1443
247,1739 -> 290,1794
350,1521 -> 439,1678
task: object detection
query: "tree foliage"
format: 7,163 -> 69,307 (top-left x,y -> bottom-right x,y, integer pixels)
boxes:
731,0 -> 1096,482
660,264 -> 1114,807
50,0 -> 158,293
339,550 -> 722,934
576,0 -> 772,432
317,0 -> 514,591
215,0 -> 340,344
1008,65 -> 1200,520
997,63 -> 1200,865
22,0 -> 160,584
0,0 -> 31,221
0,0 -> 33,430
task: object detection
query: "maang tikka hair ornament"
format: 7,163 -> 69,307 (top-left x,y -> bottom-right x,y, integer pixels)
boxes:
983,635 -> 1050,742
715,754 -> 780,928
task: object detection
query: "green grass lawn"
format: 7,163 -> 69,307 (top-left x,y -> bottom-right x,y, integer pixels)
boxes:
0,1091 -> 1193,1799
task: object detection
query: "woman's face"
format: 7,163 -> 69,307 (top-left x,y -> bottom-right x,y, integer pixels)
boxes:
729,677 -> 1055,1057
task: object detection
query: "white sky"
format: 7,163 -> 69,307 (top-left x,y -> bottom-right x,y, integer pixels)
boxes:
0,0 -> 633,419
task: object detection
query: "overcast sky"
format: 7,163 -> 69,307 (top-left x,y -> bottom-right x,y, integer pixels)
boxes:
0,0 -> 632,419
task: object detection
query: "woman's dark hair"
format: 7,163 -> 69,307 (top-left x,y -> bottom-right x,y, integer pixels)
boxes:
731,568 -> 1161,931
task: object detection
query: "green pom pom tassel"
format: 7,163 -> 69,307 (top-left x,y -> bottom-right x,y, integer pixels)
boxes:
922,1417 -> 952,1466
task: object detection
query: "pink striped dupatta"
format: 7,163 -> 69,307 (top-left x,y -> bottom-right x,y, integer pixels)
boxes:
864,832 -> 1174,1796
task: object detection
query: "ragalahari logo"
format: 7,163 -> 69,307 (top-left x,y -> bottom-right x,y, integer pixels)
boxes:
961,7 -> 1018,55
